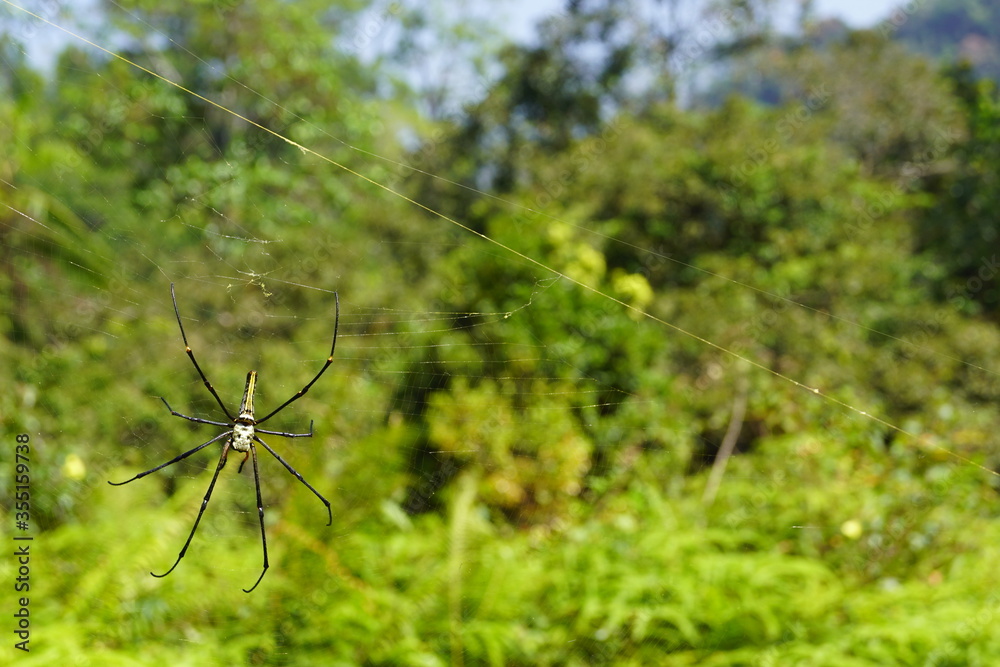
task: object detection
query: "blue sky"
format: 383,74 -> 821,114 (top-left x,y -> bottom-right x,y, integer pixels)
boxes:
7,0 -> 914,74
496,0 -> 911,52
813,0 -> 905,26
504,0 -> 907,32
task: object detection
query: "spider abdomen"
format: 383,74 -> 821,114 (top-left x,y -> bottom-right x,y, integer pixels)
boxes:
232,421 -> 255,452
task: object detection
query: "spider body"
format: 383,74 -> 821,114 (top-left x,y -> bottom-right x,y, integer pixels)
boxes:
109,284 -> 339,593
231,371 -> 258,455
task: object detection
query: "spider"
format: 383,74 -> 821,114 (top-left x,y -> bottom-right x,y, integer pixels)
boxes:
110,283 -> 338,593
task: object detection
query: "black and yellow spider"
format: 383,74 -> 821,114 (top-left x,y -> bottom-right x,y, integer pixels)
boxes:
110,283 -> 338,593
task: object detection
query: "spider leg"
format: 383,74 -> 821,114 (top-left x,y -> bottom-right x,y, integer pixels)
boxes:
243,444 -> 268,594
171,283 -> 237,422
108,431 -> 230,486
255,435 -> 333,526
151,440 -> 232,580
255,292 -> 338,425
160,397 -> 231,428
256,420 -> 314,438
237,449 -> 251,474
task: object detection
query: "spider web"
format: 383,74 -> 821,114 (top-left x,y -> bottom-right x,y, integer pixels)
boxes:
3,0 -> 1000,664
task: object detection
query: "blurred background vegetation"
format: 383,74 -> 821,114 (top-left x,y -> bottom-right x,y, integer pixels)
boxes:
3,0 -> 1000,664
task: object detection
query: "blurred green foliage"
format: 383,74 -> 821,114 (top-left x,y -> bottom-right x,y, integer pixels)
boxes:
3,0 -> 1000,664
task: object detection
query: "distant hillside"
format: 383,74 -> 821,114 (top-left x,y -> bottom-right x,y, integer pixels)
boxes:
890,0 -> 1000,80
